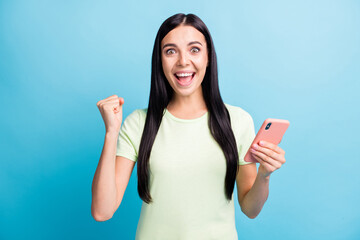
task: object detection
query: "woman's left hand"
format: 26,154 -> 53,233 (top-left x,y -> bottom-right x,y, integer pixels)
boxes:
249,140 -> 286,178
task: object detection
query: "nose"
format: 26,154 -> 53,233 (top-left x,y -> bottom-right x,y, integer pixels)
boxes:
177,51 -> 190,66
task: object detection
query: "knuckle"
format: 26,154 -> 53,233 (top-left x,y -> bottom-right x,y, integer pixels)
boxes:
264,150 -> 272,156
103,104 -> 108,109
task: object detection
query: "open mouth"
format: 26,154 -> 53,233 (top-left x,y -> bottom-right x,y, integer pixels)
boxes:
174,72 -> 195,86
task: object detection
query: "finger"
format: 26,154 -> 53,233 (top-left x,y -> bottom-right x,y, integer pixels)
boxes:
97,95 -> 119,106
102,96 -> 120,104
113,98 -> 125,113
100,98 -> 122,109
252,154 -> 273,169
96,100 -> 103,107
108,94 -> 119,99
259,140 -> 284,155
250,148 -> 282,169
97,94 -> 117,102
253,155 -> 277,177
252,143 -> 281,162
257,141 -> 286,163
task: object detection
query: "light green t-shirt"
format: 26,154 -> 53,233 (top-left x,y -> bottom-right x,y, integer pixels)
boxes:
116,103 -> 255,240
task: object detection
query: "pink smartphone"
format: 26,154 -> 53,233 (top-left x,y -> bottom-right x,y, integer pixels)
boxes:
244,118 -> 290,163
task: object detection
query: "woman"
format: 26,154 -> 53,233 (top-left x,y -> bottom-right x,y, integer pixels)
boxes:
92,13 -> 286,239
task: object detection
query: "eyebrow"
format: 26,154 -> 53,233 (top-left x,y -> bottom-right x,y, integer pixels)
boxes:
162,41 -> 203,49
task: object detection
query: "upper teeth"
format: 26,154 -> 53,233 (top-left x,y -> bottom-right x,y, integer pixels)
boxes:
176,73 -> 193,77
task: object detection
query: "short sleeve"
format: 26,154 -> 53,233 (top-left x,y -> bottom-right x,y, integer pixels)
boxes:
237,113 -> 255,165
116,109 -> 141,162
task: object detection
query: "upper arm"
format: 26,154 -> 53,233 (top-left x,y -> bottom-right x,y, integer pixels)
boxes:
114,156 -> 136,212
236,163 -> 257,207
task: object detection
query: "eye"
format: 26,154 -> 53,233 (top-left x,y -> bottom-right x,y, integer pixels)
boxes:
165,49 -> 176,55
190,47 -> 200,53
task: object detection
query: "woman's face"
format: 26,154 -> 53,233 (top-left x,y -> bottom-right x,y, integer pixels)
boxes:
161,25 -> 208,99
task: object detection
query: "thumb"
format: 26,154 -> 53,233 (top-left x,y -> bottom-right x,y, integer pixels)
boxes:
119,97 -> 125,106
114,97 -> 124,113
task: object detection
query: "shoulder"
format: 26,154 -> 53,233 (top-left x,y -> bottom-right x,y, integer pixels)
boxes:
125,108 -> 147,121
224,103 -> 255,142
136,108 -> 147,124
122,108 -> 147,131
224,103 -> 253,123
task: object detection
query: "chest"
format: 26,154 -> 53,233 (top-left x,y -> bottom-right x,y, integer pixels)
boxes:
148,119 -> 227,180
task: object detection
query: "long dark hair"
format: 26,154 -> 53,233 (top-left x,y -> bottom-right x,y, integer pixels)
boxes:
137,13 -> 239,204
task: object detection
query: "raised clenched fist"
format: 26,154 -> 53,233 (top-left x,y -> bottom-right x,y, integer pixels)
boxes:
96,95 -> 124,134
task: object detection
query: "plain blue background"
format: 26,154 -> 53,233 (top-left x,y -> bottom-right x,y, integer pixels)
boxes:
1,0 -> 359,239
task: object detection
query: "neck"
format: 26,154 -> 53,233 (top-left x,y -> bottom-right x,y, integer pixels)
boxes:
166,89 -> 207,118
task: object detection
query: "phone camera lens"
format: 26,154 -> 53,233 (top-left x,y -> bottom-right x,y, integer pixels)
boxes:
265,123 -> 271,130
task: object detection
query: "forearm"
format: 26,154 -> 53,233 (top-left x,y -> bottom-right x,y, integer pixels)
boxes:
240,173 -> 270,219
91,132 -> 119,220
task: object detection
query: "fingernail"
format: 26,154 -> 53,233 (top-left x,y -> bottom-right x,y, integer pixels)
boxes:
259,141 -> 264,146
252,144 -> 258,149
